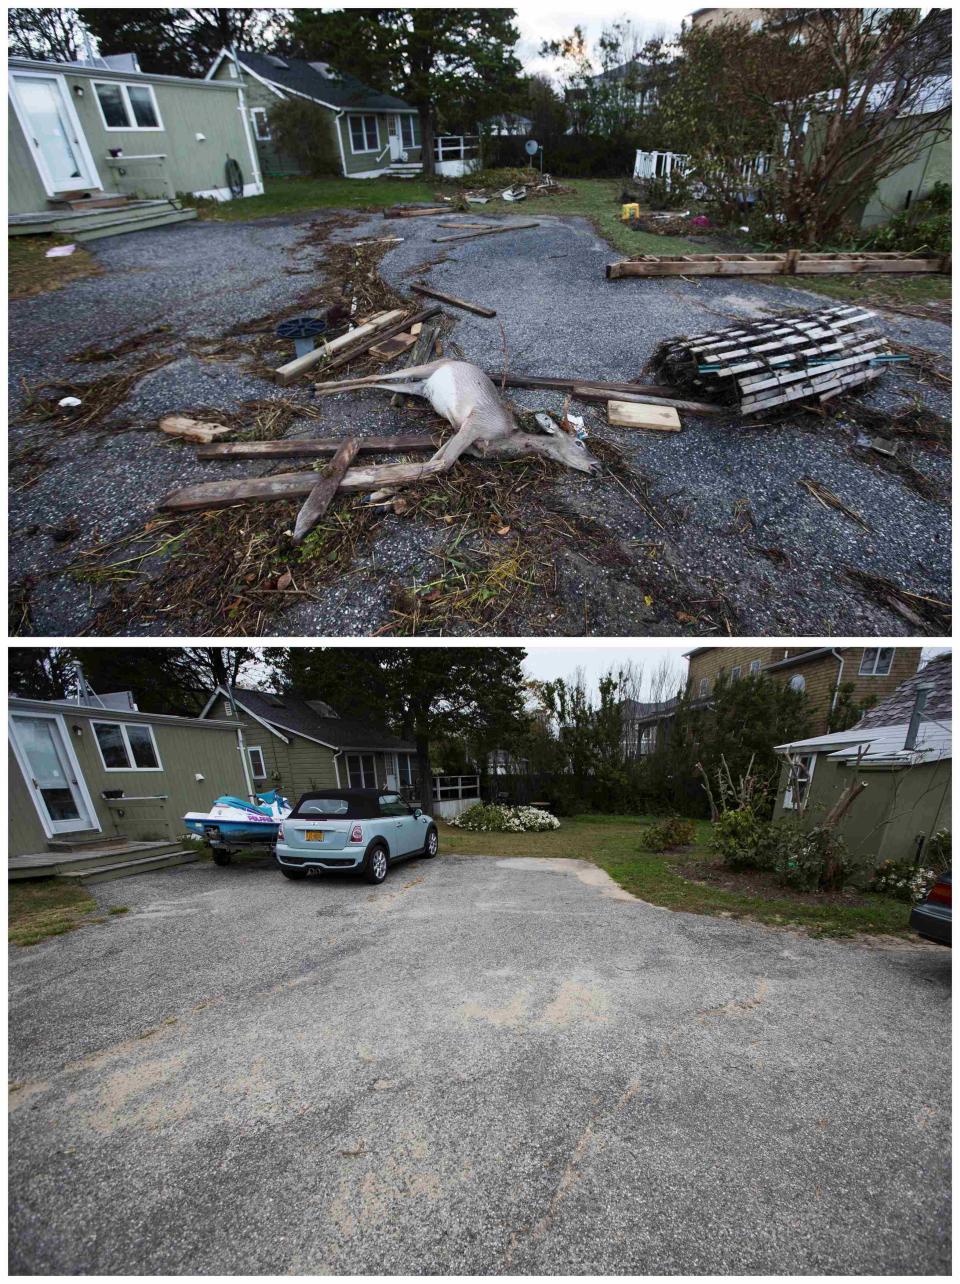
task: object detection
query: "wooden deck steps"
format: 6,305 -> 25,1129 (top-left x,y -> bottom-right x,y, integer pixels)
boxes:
9,840 -> 199,882
9,199 -> 198,240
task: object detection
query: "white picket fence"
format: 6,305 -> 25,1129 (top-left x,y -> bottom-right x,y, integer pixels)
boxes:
634,149 -> 773,190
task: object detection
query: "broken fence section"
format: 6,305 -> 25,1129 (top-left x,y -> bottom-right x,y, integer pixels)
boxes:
607,250 -> 950,279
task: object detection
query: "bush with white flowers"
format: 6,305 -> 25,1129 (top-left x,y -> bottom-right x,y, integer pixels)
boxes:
870,859 -> 937,902
448,802 -> 560,833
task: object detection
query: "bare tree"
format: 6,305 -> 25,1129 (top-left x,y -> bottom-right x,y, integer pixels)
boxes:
8,7 -> 88,61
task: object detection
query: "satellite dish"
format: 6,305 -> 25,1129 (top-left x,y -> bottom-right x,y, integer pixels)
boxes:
525,139 -> 539,155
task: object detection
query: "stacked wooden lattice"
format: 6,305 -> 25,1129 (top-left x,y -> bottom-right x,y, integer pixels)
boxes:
651,305 -> 890,416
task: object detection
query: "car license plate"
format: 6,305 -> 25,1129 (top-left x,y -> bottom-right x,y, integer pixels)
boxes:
305,830 -> 325,842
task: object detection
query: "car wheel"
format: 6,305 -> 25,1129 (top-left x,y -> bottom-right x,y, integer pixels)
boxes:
364,844 -> 389,884
422,827 -> 439,858
279,865 -> 308,880
211,848 -> 233,866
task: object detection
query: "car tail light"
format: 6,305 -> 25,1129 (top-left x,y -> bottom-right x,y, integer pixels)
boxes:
277,823 -> 284,842
927,879 -> 951,908
349,823 -> 363,844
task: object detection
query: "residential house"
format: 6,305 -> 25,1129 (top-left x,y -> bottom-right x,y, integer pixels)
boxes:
200,686 -> 418,800
623,647 -> 922,756
772,653 -> 951,866
8,53 -> 263,238
206,49 -> 422,179
9,692 -> 249,876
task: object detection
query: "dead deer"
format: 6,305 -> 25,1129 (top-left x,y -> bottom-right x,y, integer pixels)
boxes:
315,359 -> 601,492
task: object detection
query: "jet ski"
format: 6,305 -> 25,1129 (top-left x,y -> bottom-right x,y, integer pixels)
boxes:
183,790 -> 291,849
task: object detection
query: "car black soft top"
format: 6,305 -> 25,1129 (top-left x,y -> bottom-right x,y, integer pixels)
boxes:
290,788 -> 385,820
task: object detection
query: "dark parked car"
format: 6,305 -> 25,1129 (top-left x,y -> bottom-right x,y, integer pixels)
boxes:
910,870 -> 951,946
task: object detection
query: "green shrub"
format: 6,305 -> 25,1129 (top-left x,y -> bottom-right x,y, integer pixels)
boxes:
709,807 -> 773,870
640,816 -> 696,851
868,183 -> 951,255
869,859 -> 937,902
927,828 -> 951,870
268,98 -> 341,178
775,824 -> 852,892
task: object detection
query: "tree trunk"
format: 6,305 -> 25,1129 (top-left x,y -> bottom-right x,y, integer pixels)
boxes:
420,109 -> 435,179
415,733 -> 432,811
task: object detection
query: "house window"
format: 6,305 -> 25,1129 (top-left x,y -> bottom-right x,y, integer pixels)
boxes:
93,80 -> 162,130
639,726 -> 657,756
783,755 -> 814,810
250,108 -> 271,141
731,666 -> 742,681
698,678 -> 710,697
860,648 -> 894,676
92,721 -> 162,771
788,674 -> 806,693
400,114 -> 416,148
349,114 -> 379,153
397,754 -> 413,788
347,753 -> 376,787
248,746 -> 267,780
749,659 -> 762,675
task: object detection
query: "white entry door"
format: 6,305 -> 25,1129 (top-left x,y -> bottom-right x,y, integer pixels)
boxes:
10,72 -> 99,195
386,115 -> 403,161
10,714 -> 98,835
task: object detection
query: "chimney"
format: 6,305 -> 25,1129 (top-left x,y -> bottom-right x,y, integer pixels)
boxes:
904,684 -> 933,750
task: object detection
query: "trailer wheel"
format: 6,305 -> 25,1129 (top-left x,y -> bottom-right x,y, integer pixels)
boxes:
211,848 -> 233,866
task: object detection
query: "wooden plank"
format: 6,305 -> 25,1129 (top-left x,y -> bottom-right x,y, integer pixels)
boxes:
432,222 -> 540,244
607,400 -> 682,431
609,253 -> 945,279
161,474 -> 327,512
383,206 -> 448,218
436,221 -> 498,229
197,434 -> 440,460
275,309 -> 405,386
291,438 -> 360,545
317,305 -> 442,377
159,415 -> 233,444
409,283 -> 496,317
572,386 -> 722,415
369,332 -> 418,360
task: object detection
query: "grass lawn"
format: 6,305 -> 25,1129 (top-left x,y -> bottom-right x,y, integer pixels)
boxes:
769,269 -> 951,313
184,174 -> 709,256
8,235 -> 102,300
438,814 -> 914,939
8,879 -> 128,947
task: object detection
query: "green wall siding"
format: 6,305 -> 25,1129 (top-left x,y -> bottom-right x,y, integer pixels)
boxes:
774,753 -> 951,865
861,129 -> 951,228
211,64 -> 316,177
9,711 -> 247,855
9,67 -> 255,213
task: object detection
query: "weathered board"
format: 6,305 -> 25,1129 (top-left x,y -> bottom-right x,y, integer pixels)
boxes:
607,251 -> 949,279
607,401 -> 682,431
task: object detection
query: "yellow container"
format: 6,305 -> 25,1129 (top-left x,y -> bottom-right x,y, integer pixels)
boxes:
621,203 -> 640,221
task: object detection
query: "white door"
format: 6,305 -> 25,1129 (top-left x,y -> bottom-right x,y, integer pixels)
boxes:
10,714 -> 97,835
10,72 -> 98,194
387,115 -> 403,161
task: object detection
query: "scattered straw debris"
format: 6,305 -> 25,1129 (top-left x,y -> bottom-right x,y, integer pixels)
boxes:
846,567 -> 950,634
798,477 -> 871,531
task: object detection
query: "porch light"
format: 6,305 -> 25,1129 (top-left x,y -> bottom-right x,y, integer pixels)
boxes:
73,85 -> 84,97
72,724 -> 83,737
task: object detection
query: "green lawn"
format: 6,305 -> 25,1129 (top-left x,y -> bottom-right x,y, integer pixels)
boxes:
438,815 -> 914,939
8,879 -> 128,947
184,174 -> 708,256
769,269 -> 951,312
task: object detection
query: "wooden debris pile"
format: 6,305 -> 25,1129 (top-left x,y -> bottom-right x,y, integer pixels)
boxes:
607,250 -> 950,279
651,305 -> 891,416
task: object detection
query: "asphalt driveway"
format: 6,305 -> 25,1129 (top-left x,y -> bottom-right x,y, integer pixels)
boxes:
9,208 -> 951,637
8,854 -> 951,1274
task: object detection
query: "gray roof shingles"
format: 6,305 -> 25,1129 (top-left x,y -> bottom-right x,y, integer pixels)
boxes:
237,50 -> 413,112
855,652 -> 952,729
228,687 -> 415,752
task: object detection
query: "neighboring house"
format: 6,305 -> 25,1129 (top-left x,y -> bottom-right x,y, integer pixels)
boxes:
8,54 -> 263,234
589,59 -> 660,116
200,686 -> 418,800
9,693 -> 248,865
485,113 -> 534,137
772,653 -> 951,866
624,647 -> 922,754
206,49 -> 422,179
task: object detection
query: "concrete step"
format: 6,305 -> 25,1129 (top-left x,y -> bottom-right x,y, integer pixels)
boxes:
72,208 -> 198,241
57,850 -> 200,884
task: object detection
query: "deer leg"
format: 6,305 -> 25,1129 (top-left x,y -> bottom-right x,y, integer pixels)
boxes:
316,377 -> 431,399
315,360 -> 447,397
335,416 -> 486,492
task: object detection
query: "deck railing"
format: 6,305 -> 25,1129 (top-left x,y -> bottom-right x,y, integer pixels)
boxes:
431,774 -> 481,802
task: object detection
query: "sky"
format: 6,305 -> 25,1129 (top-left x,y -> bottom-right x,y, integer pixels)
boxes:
521,644 -> 688,699
513,4 -> 692,80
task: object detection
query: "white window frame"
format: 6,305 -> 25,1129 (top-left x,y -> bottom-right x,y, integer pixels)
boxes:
348,113 -> 379,154
92,79 -> 164,132
749,658 -> 762,675
250,107 -> 271,141
346,752 -> 377,787
9,711 -> 102,837
730,665 -> 742,680
788,673 -> 806,693
91,720 -> 163,772
783,754 -> 816,810
247,745 -> 267,780
698,677 -> 710,697
859,647 -> 894,676
399,113 -> 416,148
9,70 -> 102,196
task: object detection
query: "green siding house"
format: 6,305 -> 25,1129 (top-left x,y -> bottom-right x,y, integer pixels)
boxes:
200,686 -> 418,800
8,53 -> 263,226
9,694 -> 249,866
773,654 -> 951,867
206,49 -> 422,179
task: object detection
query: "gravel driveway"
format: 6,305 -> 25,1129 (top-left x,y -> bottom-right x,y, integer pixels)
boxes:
9,209 -> 950,636
9,854 -> 950,1274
